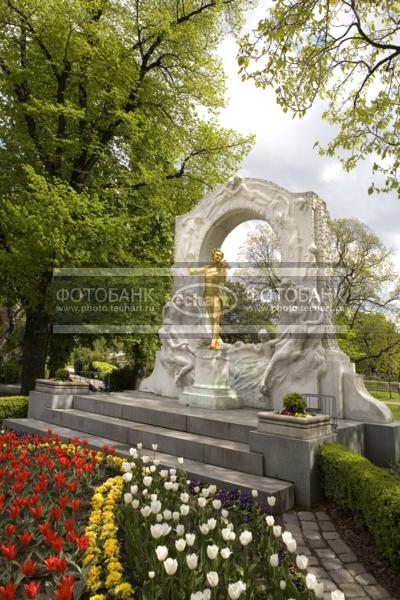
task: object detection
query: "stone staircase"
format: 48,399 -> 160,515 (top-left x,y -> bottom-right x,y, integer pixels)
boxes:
5,391 -> 294,512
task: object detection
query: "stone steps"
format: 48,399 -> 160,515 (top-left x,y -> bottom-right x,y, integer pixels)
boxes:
4,417 -> 294,512
39,406 -> 264,476
72,392 -> 258,444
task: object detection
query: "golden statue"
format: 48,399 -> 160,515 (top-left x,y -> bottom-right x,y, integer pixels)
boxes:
190,248 -> 229,350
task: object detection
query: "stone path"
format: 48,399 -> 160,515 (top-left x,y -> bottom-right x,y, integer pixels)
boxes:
282,510 -> 391,600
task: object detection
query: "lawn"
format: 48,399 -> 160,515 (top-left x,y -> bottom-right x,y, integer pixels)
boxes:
369,391 -> 400,420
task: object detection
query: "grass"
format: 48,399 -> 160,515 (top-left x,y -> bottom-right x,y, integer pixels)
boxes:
370,390 -> 400,421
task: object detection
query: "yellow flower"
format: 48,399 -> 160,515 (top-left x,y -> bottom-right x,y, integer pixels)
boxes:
89,595 -> 107,600
105,571 -> 122,588
114,582 -> 134,598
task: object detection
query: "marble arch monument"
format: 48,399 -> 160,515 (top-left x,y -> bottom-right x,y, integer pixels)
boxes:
140,177 -> 391,423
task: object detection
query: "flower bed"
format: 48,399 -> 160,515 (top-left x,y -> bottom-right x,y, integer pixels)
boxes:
0,430 -> 345,600
0,429 -> 115,599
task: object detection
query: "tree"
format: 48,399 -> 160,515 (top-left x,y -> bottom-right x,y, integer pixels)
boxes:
0,0 -> 254,393
239,0 -> 400,196
332,218 -> 400,324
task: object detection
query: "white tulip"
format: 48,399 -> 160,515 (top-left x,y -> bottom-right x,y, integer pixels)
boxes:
130,484 -> 138,495
163,510 -> 172,520
194,486 -> 200,494
142,455 -> 150,464
287,539 -> 297,553
331,592 -> 345,600
173,511 -> 180,521
251,489 -> 258,498
199,523 -> 209,535
305,573 -> 317,590
270,553 -> 279,567
170,475 -> 177,483
122,462 -> 132,472
296,555 -> 308,570
163,558 -> 178,576
155,545 -> 168,561
206,572 -> 219,588
142,489 -> 148,496
266,515 -> 275,527
206,545 -> 219,560
160,470 -> 168,478
186,553 -> 198,570
150,493 -> 158,501
208,485 -> 217,495
239,530 -> 252,546
143,476 -> 152,487
207,518 -> 217,530
221,547 -> 232,559
314,582 -> 324,598
156,514 -> 163,522
282,531 -> 293,545
124,492 -> 133,504
136,442 -> 143,449
123,472 -> 132,482
148,571 -> 155,579
170,468 -> 176,476
186,533 -> 196,546
151,500 -> 162,514
131,499 -> 140,509
175,538 -> 187,552
267,496 -> 276,507
279,580 -> 286,590
190,593 -> 203,600
222,528 -> 232,541
154,459 -> 160,466
201,488 -> 210,498
129,448 -> 138,458
152,443 -> 158,451
140,505 -> 152,518
180,493 -> 189,503
198,497 -> 207,508
172,482 -> 179,492
176,524 -> 185,536
178,457 -> 184,464
203,590 -> 211,600
273,525 -> 282,538
162,523 -> 171,536
150,524 -> 164,539
150,465 -> 156,473
228,581 -> 246,599
180,504 -> 190,516
221,509 -> 229,518
164,481 -> 173,491
212,499 -> 222,510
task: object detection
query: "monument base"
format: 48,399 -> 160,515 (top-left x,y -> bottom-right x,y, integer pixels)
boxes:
179,347 -> 241,410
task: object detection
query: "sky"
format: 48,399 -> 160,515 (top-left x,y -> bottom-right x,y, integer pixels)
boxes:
219,2 -> 400,272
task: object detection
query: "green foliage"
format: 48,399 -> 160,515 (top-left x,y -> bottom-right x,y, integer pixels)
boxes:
109,365 -> 137,391
282,392 -> 306,414
91,361 -> 118,375
0,360 -> 22,384
0,396 -> 28,421
54,368 -> 70,381
318,443 -> 400,566
239,1 -> 400,197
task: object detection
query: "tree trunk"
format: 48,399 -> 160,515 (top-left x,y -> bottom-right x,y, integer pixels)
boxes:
20,307 -> 51,395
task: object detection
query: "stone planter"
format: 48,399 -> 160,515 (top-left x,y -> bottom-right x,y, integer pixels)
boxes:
257,411 -> 332,440
35,379 -> 90,395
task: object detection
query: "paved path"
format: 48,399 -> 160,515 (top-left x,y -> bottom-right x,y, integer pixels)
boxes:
282,510 -> 391,600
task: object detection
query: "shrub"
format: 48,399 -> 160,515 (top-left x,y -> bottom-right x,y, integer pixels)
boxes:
109,365 -> 137,391
0,360 -> 22,384
91,360 -> 118,375
317,443 -> 400,567
54,368 -> 70,381
0,396 -> 29,421
282,392 -> 306,414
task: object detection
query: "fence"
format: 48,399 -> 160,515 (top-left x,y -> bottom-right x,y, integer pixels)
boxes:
304,393 -> 338,429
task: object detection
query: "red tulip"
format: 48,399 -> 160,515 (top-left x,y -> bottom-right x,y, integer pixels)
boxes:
50,537 -> 64,553
44,555 -> 67,572
30,505 -> 43,519
63,519 -> 74,531
54,575 -> 74,600
18,532 -> 33,545
23,581 -> 40,599
0,582 -> 16,600
3,524 -> 16,537
71,499 -> 80,511
0,543 -> 16,561
58,495 -> 69,508
20,559 -> 37,577
6,506 -> 20,519
50,506 -> 63,521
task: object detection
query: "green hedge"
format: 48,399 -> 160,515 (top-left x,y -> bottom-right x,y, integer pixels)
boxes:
317,443 -> 400,566
0,396 -> 29,421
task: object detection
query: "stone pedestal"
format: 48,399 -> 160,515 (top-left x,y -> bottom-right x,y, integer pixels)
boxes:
250,411 -> 334,507
179,347 -> 241,410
